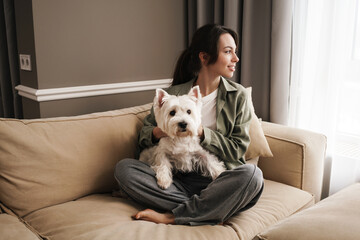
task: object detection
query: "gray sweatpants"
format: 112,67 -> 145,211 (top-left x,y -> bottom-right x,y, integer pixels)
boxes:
114,158 -> 264,225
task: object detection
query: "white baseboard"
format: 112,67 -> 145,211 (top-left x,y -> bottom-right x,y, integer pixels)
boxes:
15,79 -> 172,102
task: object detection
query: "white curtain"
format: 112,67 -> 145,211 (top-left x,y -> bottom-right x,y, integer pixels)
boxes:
289,0 -> 360,197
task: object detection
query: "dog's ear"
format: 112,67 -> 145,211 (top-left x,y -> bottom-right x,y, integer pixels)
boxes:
155,88 -> 169,108
188,86 -> 201,101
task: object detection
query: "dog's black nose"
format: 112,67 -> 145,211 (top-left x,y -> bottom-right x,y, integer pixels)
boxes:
178,121 -> 187,130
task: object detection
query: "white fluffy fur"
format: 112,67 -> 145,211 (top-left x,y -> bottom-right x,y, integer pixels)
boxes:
139,86 -> 226,189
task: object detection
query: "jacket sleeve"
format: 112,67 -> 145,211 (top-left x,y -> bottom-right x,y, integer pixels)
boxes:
138,106 -> 157,151
200,91 -> 251,169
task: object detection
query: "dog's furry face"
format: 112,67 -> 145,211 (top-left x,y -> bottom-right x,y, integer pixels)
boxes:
154,86 -> 202,138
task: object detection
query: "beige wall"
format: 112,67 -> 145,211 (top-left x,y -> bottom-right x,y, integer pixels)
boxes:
15,0 -> 186,118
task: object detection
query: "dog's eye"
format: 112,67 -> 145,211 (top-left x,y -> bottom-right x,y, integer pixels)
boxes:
170,110 -> 176,116
187,110 -> 191,114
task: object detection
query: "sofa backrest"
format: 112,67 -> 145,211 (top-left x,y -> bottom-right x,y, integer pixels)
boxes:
0,103 -> 152,217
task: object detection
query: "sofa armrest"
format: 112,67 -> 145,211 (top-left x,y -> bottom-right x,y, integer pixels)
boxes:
258,122 -> 327,202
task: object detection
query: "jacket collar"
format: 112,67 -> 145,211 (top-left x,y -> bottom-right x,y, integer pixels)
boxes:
219,76 -> 238,92
217,77 -> 231,119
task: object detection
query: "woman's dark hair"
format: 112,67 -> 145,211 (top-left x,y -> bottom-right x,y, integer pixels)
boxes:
172,24 -> 239,86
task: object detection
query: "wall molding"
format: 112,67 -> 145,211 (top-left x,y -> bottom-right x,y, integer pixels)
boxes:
15,79 -> 172,102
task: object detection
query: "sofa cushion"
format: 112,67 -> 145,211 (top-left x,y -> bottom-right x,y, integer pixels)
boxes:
0,104 -> 151,217
256,183 -> 360,240
23,194 -> 239,240
245,87 -> 273,160
23,179 -> 313,240
0,214 -> 40,240
226,179 -> 314,240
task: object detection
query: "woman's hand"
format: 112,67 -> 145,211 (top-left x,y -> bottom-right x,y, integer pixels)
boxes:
152,127 -> 168,142
198,125 -> 204,141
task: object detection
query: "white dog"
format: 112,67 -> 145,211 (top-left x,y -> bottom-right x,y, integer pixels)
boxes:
139,86 -> 226,189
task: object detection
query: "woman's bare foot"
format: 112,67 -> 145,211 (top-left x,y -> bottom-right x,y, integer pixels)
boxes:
132,209 -> 175,224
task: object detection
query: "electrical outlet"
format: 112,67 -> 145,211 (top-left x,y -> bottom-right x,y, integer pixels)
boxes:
19,54 -> 32,71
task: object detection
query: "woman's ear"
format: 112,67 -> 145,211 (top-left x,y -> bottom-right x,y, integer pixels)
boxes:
199,52 -> 209,65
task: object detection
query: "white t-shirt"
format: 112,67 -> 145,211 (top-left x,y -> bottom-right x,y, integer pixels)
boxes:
201,89 -> 218,130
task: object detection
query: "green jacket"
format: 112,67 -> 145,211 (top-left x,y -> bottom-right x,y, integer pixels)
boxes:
138,77 -> 252,169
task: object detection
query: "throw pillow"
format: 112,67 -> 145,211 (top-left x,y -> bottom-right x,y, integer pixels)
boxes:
245,87 -> 273,160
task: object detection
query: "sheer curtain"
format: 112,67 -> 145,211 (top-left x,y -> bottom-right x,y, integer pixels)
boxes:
289,0 -> 360,197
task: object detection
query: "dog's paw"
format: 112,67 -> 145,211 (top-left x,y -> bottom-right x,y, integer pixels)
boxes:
196,152 -> 226,180
208,161 -> 226,180
152,162 -> 173,189
156,174 -> 173,189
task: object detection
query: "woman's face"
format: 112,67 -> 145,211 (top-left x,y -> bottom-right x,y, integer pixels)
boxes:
208,33 -> 239,79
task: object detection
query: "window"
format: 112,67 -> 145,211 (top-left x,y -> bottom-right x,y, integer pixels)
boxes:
290,0 -> 360,196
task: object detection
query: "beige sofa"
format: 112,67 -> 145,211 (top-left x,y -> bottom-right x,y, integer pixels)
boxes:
0,103 -> 327,240
256,182 -> 360,240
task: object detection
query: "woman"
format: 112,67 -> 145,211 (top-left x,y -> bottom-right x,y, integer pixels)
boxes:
114,24 -> 264,225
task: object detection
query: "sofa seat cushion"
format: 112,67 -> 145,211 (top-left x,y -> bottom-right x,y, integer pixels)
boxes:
23,194 -> 239,240
23,179 -> 313,240
0,214 -> 40,240
226,179 -> 314,240
256,183 -> 360,240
